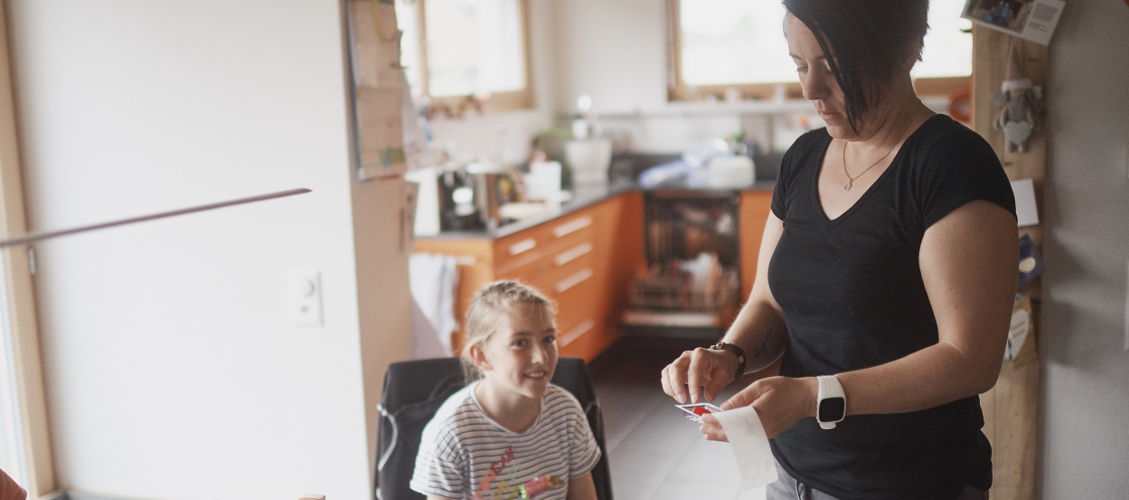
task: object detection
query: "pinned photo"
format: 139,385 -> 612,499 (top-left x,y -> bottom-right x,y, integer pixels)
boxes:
961,0 -> 1064,45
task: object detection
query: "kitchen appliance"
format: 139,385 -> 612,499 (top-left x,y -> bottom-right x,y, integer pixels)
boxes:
706,155 -> 756,188
565,138 -> 613,185
436,168 -> 485,231
435,168 -> 519,231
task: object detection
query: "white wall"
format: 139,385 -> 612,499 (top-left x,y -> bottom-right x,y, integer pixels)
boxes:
426,0 -> 674,162
8,1 -> 410,499
1040,1 -> 1129,498
551,0 -> 668,115
427,0 -> 795,159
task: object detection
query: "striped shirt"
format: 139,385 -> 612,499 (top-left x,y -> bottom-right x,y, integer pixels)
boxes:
410,381 -> 601,500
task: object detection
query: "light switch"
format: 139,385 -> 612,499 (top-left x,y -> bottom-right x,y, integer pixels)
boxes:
290,268 -> 323,327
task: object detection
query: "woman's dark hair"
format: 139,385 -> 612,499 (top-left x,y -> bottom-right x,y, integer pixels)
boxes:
783,0 -> 930,133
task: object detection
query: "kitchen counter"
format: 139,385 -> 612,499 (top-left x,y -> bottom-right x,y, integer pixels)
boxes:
413,179 -> 777,361
419,179 -> 776,240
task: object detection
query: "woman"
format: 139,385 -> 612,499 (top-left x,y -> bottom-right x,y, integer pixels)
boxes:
660,1 -> 1018,499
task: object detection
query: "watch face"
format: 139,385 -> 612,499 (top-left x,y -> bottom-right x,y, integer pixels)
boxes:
818,397 -> 845,422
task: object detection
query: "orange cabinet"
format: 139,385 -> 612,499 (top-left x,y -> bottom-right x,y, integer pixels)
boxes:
738,190 -> 773,301
413,192 -> 645,362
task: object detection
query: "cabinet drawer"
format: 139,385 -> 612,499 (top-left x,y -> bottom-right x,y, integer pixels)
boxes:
548,212 -> 595,240
494,226 -> 546,276
495,259 -> 544,293
558,317 -> 596,348
544,239 -> 596,285
545,212 -> 597,254
551,265 -> 598,334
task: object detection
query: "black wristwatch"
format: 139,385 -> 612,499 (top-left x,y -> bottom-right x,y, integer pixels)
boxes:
816,375 -> 846,430
708,341 -> 746,379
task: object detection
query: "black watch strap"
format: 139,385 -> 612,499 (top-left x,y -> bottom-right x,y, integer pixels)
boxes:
708,341 -> 746,379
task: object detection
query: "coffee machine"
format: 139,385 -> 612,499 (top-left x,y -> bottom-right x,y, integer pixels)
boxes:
435,168 -> 519,231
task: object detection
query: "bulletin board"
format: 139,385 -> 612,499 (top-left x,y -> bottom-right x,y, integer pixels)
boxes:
344,0 -> 407,180
971,27 -> 1047,500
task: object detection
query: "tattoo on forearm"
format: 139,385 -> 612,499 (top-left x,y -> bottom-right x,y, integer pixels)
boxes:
752,329 -> 772,360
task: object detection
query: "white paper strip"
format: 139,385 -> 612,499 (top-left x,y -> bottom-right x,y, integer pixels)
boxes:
714,406 -> 778,490
1011,179 -> 1039,227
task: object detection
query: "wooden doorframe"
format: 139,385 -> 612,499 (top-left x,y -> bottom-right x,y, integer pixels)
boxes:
0,1 -> 57,496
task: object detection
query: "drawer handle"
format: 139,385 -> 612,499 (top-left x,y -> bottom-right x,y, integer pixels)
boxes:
559,319 -> 595,346
555,267 -> 593,293
552,216 -> 592,238
508,238 -> 536,256
554,242 -> 593,267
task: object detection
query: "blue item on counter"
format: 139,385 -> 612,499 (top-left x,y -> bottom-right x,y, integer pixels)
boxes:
638,160 -> 690,188
638,138 -> 734,188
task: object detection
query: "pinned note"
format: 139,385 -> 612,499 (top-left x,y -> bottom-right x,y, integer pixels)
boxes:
1011,179 -> 1039,227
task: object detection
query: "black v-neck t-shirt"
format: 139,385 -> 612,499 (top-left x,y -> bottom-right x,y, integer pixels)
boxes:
767,115 -> 1016,500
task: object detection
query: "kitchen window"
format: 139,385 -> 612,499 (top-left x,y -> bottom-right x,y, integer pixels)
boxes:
396,0 -> 534,112
670,0 -> 973,101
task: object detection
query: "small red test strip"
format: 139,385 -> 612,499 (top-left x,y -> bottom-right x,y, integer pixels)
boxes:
676,403 -> 723,424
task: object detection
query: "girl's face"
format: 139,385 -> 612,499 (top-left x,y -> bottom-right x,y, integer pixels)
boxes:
473,302 -> 558,400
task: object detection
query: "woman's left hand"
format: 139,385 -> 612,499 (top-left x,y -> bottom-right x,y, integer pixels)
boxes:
697,376 -> 818,441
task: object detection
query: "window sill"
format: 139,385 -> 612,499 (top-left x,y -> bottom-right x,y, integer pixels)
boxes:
599,96 -> 950,119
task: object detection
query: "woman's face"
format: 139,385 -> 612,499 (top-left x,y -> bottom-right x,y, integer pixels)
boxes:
786,14 -> 855,139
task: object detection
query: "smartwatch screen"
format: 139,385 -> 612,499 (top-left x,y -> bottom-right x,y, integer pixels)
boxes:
818,397 -> 845,422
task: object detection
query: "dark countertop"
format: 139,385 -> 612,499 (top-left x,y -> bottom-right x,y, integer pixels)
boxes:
419,179 -> 775,241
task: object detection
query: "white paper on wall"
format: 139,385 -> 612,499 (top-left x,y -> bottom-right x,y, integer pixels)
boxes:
1011,178 -> 1039,227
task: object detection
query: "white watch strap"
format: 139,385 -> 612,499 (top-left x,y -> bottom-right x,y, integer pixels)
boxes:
816,375 -> 846,430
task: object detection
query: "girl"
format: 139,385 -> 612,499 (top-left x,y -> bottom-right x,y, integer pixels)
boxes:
411,281 -> 600,500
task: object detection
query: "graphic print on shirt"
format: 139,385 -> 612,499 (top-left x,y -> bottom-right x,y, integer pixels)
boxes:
471,448 -> 565,500
471,447 -> 514,500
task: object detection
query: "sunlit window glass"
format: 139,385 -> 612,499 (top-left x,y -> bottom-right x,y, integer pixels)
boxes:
679,0 -> 971,87
680,0 -> 795,86
422,0 -> 526,97
0,263 -> 27,487
395,0 -> 423,97
913,0 -> 973,79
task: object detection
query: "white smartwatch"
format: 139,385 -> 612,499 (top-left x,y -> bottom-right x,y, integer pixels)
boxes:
816,375 -> 846,430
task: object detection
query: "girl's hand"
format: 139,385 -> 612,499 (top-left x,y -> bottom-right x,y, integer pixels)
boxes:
699,376 -> 818,441
661,347 -> 740,404
698,413 -> 728,442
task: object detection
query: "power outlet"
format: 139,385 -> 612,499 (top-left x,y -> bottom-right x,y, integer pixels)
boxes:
290,268 -> 323,327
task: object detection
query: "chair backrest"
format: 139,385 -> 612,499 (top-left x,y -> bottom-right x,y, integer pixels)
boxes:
374,356 -> 613,500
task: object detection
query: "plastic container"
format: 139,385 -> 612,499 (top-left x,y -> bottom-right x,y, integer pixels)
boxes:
565,138 -> 613,186
706,155 -> 755,188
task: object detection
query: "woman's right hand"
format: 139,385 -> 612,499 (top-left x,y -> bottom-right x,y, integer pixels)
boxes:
661,347 -> 740,404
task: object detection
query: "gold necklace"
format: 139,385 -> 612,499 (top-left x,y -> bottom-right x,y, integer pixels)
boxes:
841,140 -> 896,191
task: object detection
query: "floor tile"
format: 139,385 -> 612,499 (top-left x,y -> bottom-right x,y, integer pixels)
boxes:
592,344 -> 765,500
664,436 -> 742,487
646,480 -> 741,500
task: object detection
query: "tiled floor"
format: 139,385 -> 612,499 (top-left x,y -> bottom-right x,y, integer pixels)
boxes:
591,343 -> 767,500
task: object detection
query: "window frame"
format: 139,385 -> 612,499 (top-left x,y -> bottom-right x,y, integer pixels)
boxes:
403,0 -> 535,113
0,4 -> 57,498
667,0 -> 970,102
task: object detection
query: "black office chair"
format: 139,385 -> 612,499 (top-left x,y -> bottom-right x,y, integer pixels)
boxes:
374,356 -> 614,500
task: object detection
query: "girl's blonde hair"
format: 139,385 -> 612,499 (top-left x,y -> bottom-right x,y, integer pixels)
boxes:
461,280 -> 554,381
